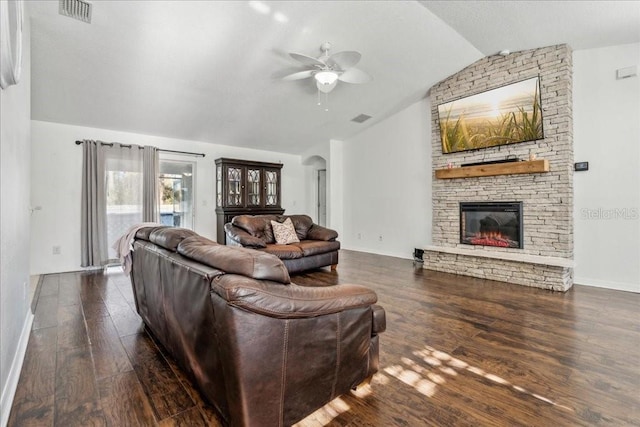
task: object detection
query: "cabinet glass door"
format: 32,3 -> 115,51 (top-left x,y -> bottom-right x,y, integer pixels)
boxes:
216,166 -> 222,207
246,168 -> 261,206
227,167 -> 242,206
265,170 -> 279,206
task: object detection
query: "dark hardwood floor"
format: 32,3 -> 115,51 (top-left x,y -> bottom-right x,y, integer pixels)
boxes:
8,250 -> 640,426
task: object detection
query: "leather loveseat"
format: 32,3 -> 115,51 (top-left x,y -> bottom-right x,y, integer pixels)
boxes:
224,214 -> 339,274
129,226 -> 385,427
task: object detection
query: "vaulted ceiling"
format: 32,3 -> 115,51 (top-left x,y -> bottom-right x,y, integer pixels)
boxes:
28,1 -> 640,154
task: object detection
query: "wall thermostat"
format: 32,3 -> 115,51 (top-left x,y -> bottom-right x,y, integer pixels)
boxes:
574,162 -> 589,171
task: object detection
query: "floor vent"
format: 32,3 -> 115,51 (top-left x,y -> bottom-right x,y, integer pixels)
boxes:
59,0 -> 92,23
351,114 -> 372,123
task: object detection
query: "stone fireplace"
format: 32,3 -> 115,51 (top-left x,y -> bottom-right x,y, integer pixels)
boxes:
423,44 -> 574,291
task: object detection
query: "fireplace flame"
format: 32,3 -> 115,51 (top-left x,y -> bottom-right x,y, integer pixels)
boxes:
470,231 -> 512,247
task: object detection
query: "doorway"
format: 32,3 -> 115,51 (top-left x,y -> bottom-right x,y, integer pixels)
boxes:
317,169 -> 327,227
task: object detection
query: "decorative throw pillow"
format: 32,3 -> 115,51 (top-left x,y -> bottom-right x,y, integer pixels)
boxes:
271,218 -> 300,245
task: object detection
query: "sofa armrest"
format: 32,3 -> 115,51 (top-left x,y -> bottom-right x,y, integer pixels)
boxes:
224,223 -> 266,248
211,274 -> 378,319
306,224 -> 338,241
372,304 -> 386,333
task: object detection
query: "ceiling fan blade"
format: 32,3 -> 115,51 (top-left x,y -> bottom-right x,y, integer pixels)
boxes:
327,51 -> 361,70
289,52 -> 325,67
317,79 -> 338,94
282,70 -> 315,81
338,67 -> 372,84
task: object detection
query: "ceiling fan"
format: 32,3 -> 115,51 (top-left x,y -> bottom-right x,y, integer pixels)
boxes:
283,42 -> 371,94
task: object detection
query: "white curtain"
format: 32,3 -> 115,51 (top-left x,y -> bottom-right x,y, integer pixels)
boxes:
104,143 -> 144,260
81,140 -> 159,267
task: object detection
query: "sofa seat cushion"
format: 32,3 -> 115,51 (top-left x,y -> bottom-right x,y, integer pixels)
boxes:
291,240 -> 340,257
178,236 -> 290,284
261,244 -> 304,260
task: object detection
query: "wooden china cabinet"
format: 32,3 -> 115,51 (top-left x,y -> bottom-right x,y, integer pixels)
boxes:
215,158 -> 284,243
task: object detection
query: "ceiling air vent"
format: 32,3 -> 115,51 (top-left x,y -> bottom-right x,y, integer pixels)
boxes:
351,114 -> 372,123
59,0 -> 92,23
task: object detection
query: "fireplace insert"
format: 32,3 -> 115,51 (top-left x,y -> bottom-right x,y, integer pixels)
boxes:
460,202 -> 523,249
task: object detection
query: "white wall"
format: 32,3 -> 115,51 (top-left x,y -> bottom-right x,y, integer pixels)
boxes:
342,98 -> 432,259
30,121 -> 306,274
573,43 -> 640,292
0,9 -> 32,424
329,139 -> 345,238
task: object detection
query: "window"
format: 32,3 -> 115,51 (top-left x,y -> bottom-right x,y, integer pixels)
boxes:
159,159 -> 195,229
81,141 -> 159,268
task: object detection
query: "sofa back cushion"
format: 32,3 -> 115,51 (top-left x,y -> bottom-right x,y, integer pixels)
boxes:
285,215 -> 314,240
149,227 -> 198,251
177,235 -> 291,284
231,215 -> 279,244
135,225 -> 166,241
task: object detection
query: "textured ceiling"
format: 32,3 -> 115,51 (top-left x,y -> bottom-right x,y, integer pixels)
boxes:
28,1 -> 640,155
423,1 -> 640,54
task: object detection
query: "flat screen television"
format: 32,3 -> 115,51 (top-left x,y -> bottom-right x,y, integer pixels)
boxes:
437,76 -> 544,154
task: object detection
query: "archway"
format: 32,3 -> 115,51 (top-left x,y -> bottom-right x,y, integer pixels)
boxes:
302,155 -> 327,225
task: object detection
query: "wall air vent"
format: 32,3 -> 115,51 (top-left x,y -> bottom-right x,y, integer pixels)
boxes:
351,114 -> 372,123
59,0 -> 92,23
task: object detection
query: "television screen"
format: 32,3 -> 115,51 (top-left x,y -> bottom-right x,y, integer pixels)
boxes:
437,76 -> 544,154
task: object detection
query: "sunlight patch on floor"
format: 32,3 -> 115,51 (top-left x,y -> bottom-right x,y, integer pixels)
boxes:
351,383 -> 373,398
105,264 -> 124,274
293,397 -> 351,427
383,345 -> 574,412
296,343 -> 574,426
384,364 -> 438,397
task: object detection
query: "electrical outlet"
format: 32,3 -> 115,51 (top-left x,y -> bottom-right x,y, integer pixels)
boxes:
52,246 -> 61,255
378,235 -> 383,241
357,233 -> 362,240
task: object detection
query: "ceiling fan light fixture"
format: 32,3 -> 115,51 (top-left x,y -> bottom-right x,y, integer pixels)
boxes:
283,42 -> 370,111
315,71 -> 339,85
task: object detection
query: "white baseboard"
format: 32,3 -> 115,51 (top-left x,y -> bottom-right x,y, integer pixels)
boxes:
342,245 -> 412,260
0,311 -> 34,427
574,276 -> 640,293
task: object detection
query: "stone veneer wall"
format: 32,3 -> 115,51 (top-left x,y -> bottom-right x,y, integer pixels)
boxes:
424,44 -> 574,291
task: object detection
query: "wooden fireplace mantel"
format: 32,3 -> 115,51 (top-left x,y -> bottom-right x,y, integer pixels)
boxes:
435,159 -> 549,179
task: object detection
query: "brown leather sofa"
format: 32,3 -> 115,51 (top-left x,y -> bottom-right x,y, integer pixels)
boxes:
129,226 -> 385,427
224,214 -> 339,274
